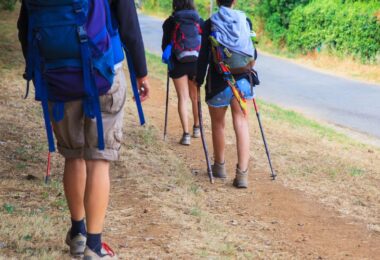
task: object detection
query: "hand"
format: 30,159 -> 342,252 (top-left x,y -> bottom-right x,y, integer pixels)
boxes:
136,76 -> 150,102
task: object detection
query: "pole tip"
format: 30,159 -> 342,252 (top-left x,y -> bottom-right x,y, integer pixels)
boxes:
44,176 -> 50,185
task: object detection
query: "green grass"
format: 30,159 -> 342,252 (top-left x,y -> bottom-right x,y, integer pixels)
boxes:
146,52 -> 167,80
256,100 -> 351,143
3,203 -> 15,214
0,8 -> 24,71
188,184 -> 201,195
221,242 -> 237,256
189,206 -> 202,217
349,167 -> 364,177
136,124 -> 157,145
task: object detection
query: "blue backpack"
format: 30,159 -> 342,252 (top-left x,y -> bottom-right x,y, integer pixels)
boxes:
24,0 -> 124,152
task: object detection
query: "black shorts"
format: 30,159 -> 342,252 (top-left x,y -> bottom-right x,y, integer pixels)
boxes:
169,59 -> 197,80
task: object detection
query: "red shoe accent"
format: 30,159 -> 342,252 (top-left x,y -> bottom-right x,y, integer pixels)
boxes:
101,243 -> 115,257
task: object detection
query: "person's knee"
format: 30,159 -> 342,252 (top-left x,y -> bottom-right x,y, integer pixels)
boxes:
86,159 -> 109,173
212,119 -> 225,132
233,115 -> 248,130
178,90 -> 189,102
65,158 -> 85,169
66,158 -> 85,163
86,159 -> 109,166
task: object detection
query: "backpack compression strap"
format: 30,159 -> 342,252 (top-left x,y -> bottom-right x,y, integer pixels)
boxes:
35,47 -> 56,152
24,2 -> 56,152
74,2 -> 105,150
209,36 -> 248,115
172,23 -> 182,51
125,47 -> 145,126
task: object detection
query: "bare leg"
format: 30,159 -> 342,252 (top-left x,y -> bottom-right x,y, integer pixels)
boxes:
188,79 -> 199,127
173,75 -> 190,134
231,98 -> 250,171
84,160 -> 110,234
63,158 -> 86,221
208,105 -> 228,164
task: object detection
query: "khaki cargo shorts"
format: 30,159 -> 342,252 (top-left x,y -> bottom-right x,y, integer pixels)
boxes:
51,68 -> 127,161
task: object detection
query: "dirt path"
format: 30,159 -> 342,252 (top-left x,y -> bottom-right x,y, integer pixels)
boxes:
125,77 -> 380,259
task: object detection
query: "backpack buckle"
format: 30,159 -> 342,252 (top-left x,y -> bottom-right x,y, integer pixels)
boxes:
73,3 -> 83,14
77,26 -> 88,43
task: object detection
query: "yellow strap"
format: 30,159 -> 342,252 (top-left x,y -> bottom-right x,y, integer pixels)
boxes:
209,36 -> 220,47
209,36 -> 248,115
227,80 -> 247,115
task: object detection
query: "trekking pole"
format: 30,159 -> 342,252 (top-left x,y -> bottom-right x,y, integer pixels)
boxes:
253,98 -> 276,180
45,151 -> 51,184
124,48 -> 145,126
163,70 -> 170,141
197,87 -> 214,184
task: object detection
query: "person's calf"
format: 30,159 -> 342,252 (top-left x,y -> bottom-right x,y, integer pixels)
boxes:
63,158 -> 86,220
85,160 -> 110,234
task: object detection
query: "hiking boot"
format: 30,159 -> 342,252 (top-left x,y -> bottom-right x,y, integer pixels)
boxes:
180,133 -> 191,145
212,162 -> 227,179
83,243 -> 117,259
193,125 -> 201,138
233,166 -> 248,189
65,230 -> 86,257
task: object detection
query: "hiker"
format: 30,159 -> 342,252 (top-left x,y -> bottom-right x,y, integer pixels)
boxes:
162,0 -> 203,145
196,0 -> 258,188
17,0 -> 150,258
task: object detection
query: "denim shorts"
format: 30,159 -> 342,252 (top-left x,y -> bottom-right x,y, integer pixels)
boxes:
207,78 -> 255,108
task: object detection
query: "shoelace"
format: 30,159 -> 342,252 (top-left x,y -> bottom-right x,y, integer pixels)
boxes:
101,243 -> 115,257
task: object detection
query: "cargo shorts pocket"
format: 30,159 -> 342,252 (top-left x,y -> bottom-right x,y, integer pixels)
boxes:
113,129 -> 123,151
100,70 -> 127,114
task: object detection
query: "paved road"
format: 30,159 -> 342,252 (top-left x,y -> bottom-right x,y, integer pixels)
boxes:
138,14 -> 380,139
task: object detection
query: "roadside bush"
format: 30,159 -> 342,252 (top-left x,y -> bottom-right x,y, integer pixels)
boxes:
0,0 -> 17,11
287,0 -> 380,62
253,0 -> 310,45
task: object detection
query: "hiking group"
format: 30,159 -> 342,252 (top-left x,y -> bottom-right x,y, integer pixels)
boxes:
162,0 -> 258,187
17,0 -> 259,258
